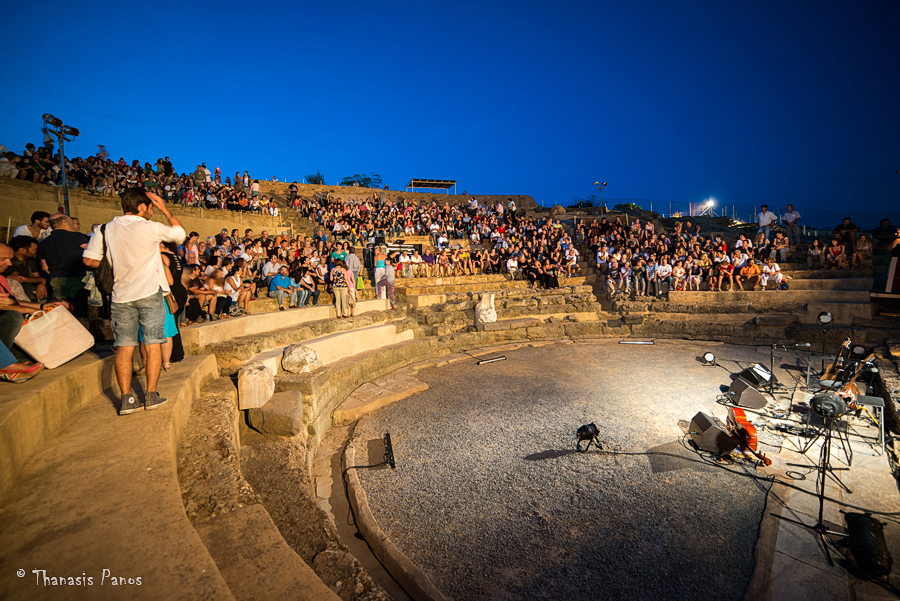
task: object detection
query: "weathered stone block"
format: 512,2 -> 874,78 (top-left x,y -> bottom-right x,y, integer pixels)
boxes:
282,344 -> 322,374
247,391 -> 305,437
754,314 -> 799,327
238,361 -> 275,410
475,293 -> 498,324
621,314 -> 645,325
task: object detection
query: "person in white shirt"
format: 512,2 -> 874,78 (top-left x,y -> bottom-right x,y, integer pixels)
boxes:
782,204 -> 801,247
398,250 -> 412,278
655,259 -> 673,296
760,257 -> 784,288
757,204 -> 777,241
409,251 -> 424,277
83,188 -> 186,416
508,199 -> 517,219
506,256 -> 520,280
14,211 -> 52,241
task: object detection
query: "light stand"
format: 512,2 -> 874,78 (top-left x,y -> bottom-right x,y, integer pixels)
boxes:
817,311 -> 834,372
42,113 -> 80,216
593,181 -> 607,213
776,415 -> 849,566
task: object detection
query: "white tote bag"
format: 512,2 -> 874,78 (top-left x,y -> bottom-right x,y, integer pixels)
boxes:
14,305 -> 94,369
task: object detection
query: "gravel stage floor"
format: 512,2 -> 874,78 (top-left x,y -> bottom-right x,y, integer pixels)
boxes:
353,340 -> 782,601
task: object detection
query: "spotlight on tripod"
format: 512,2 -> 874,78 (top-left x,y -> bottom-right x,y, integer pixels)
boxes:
811,391 -> 848,420
575,422 -> 603,452
702,352 -> 717,367
383,432 -> 396,468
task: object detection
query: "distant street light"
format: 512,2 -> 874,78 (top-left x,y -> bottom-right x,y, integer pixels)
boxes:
42,113 -> 80,215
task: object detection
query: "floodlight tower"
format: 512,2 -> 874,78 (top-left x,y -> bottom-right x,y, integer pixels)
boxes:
594,181 -> 608,212
698,197 -> 716,217
42,113 -> 80,215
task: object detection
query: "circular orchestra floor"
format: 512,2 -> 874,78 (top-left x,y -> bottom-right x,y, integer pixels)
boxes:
353,340 -> 781,601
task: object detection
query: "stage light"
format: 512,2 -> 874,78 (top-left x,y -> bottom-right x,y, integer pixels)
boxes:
702,352 -> 716,366
706,199 -> 714,207
851,345 -> 867,357
42,113 -> 62,127
576,422 -> 602,452
383,432 -> 396,469
60,125 -> 80,137
817,312 -> 833,325
811,391 -> 847,419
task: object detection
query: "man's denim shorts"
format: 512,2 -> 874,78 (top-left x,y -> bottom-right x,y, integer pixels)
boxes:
110,290 -> 166,347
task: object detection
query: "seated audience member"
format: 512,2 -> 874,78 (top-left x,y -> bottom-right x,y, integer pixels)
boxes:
760,257 -> 784,289
7,236 -> 48,301
769,232 -> 789,263
268,265 -> 297,310
851,234 -> 872,269
872,218 -> 899,248
832,217 -> 859,249
14,211 -> 51,242
824,237 -> 848,270
807,239 -> 825,270
735,260 -> 761,291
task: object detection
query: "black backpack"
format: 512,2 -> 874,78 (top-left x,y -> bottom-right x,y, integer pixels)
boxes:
95,224 -> 115,296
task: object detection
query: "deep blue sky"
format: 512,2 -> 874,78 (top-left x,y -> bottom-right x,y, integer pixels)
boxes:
3,0 -> 898,212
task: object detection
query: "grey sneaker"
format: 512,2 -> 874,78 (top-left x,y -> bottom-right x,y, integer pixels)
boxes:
119,393 -> 142,416
144,391 -> 168,411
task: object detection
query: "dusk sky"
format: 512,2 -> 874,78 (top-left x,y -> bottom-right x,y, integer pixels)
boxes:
3,0 -> 898,216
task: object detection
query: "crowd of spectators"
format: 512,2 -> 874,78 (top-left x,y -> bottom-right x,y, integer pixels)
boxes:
578,209 -> 898,299
0,141 -> 279,215
292,191 -> 580,289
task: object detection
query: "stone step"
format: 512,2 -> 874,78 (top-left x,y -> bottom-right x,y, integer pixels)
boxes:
397,275 -> 593,297
416,302 -> 602,326
182,299 -> 390,354
779,277 -> 872,291
613,299 -> 808,316
669,289 -> 871,304
203,307 -> 409,375
0,355 -> 230,600
432,291 -> 597,313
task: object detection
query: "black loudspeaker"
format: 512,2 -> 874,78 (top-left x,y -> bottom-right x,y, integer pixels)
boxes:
845,513 -> 893,578
738,363 -> 777,388
689,412 -> 737,455
727,377 -> 768,409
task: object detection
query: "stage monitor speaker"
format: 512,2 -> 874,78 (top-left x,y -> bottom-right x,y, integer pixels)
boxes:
738,363 -> 777,388
727,377 -> 767,409
689,412 -> 738,455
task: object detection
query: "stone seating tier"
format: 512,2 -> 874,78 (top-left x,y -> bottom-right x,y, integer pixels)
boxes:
204,306 -> 414,376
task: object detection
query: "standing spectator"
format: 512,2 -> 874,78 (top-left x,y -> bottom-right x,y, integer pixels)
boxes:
757,204 -> 777,242
331,260 -> 351,318
37,214 -> 89,311
782,204 -> 801,247
14,211 -> 51,241
382,256 -> 397,309
345,247 -> 362,285
83,189 -> 186,416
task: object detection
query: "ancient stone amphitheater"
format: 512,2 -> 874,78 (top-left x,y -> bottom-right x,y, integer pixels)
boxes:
1,179 -> 898,601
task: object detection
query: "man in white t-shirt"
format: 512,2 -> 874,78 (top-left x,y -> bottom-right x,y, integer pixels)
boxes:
14,211 -> 52,241
782,204 -> 801,247
83,188 -> 186,416
757,204 -> 777,241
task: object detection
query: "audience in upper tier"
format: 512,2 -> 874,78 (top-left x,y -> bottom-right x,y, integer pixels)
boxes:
0,141 -> 279,215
